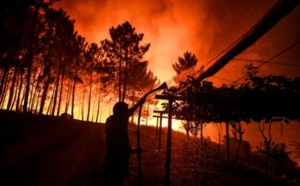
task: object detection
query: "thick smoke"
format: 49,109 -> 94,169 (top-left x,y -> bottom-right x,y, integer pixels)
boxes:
54,0 -> 300,85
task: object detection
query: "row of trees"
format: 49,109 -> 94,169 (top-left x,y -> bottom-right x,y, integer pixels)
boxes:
0,1 -> 158,121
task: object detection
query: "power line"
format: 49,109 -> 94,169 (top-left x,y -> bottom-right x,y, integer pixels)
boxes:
230,40 -> 300,85
233,58 -> 300,67
203,34 -> 246,67
189,0 -> 300,86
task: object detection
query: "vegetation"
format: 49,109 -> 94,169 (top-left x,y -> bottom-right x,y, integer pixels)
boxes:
0,1 -> 157,121
172,51 -> 198,74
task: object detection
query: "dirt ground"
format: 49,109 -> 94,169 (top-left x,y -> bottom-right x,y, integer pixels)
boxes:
0,110 -> 297,186
0,110 -> 105,186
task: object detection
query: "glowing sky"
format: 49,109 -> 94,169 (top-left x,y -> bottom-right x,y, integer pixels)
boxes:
52,1 -> 300,161
53,0 -> 300,86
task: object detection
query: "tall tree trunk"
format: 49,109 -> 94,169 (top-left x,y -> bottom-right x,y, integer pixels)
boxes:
258,121 -> 272,174
86,72 -> 93,121
226,122 -> 230,160
71,67 -> 78,117
6,67 -> 18,110
23,3 -> 40,113
39,73 -> 51,114
122,53 -> 128,101
23,51 -> 35,113
29,69 -> 40,112
118,58 -> 122,101
0,65 -> 10,103
91,100 -> 96,122
65,79 -> 71,113
33,90 -> 41,113
56,69 -> 65,116
95,90 -> 101,123
130,89 -> 135,123
51,60 -> 61,116
216,123 -> 222,154
0,69 -> 13,109
81,90 -> 85,120
0,68 -> 10,107
20,87 -> 27,111
16,71 -> 24,112
200,123 -> 203,145
47,83 -> 56,115
10,74 -> 20,111
186,120 -> 190,139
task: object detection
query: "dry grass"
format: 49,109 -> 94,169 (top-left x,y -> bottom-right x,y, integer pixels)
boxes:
128,123 -> 298,186
0,110 -> 298,185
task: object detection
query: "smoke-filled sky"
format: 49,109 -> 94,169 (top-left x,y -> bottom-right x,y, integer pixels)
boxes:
53,0 -> 300,86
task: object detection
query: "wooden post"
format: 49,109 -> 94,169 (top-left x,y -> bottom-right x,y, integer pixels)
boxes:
165,96 -> 173,186
226,122 -> 230,160
155,94 -> 184,186
154,110 -> 167,151
155,116 -> 159,139
153,114 -> 168,151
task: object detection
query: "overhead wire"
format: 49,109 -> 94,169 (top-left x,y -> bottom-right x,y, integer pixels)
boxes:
230,40 -> 300,85
173,0 -> 300,92
233,58 -> 300,67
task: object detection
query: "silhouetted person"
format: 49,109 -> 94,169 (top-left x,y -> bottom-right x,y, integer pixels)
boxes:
103,98 -> 145,186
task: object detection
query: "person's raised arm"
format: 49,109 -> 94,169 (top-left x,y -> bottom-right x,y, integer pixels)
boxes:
128,96 -> 146,116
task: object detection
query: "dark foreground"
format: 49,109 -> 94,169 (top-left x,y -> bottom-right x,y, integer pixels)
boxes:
0,110 -> 296,186
0,110 -> 105,186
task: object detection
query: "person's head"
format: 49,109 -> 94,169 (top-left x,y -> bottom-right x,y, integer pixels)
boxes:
113,101 -> 129,118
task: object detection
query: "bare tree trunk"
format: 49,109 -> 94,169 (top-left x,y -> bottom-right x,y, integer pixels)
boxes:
226,122 -> 230,160
0,66 -> 9,101
118,57 -> 122,102
0,69 -> 10,108
234,123 -> 244,161
91,98 -> 96,122
130,89 -> 135,123
33,90 -> 41,113
29,69 -> 41,112
46,84 -> 56,115
56,69 -> 65,116
16,72 -> 24,112
65,79 -> 71,113
216,123 -> 222,154
122,53 -> 128,101
258,121 -> 273,174
81,90 -> 85,121
200,123 -> 203,145
6,67 -> 17,110
87,73 -> 93,121
23,2 -> 40,113
71,68 -> 78,117
20,87 -> 26,111
186,120 -> 190,139
23,53 -> 34,113
95,90 -> 101,123
39,75 -> 50,114
10,74 -> 20,111
51,64 -> 61,116
146,102 -> 150,126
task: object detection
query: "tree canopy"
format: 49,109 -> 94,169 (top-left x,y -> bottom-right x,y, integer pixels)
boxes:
0,2 -> 158,121
172,51 -> 198,74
